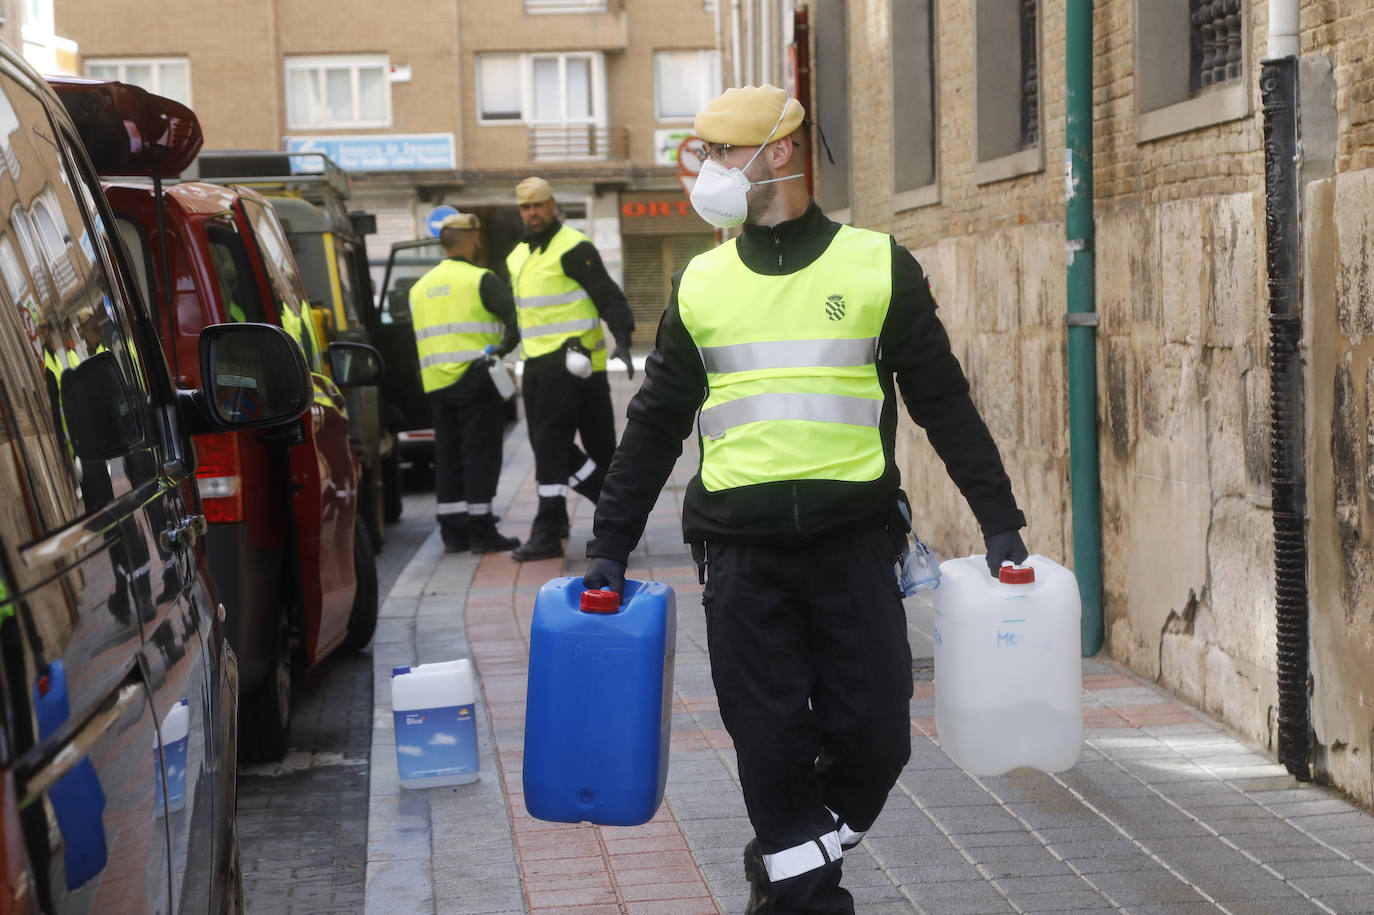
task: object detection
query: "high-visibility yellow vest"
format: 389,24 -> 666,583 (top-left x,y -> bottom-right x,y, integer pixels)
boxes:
678,225 -> 892,493
506,225 -> 606,369
409,259 -> 504,393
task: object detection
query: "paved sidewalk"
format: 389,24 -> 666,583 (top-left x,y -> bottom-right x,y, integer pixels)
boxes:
364,372 -> 1374,914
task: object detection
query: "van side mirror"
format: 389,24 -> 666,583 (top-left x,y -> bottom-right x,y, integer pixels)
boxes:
61,350 -> 145,460
197,323 -> 311,428
327,341 -> 384,388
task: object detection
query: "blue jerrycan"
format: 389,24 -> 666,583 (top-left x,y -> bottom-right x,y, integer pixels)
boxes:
524,577 -> 676,826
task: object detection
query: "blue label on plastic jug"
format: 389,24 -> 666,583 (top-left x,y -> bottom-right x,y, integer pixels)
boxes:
393,703 -> 478,780
154,735 -> 188,814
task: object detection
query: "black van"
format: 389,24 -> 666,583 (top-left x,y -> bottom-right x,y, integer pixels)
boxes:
0,49 -> 311,911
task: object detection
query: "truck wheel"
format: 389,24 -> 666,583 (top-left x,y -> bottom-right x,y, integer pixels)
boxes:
341,517 -> 379,652
359,464 -> 385,554
238,612 -> 292,763
382,451 -> 403,523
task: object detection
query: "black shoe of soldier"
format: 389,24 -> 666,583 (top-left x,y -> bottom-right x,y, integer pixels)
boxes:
744,838 -> 772,914
443,534 -> 470,553
470,527 -> 520,554
511,529 -> 564,562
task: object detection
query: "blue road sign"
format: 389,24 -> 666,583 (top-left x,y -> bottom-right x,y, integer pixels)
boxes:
426,206 -> 460,238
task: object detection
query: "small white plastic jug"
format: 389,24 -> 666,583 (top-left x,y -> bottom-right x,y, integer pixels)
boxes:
391,659 -> 480,788
933,554 -> 1082,776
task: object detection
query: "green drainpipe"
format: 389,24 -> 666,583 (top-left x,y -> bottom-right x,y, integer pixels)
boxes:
1065,0 -> 1103,656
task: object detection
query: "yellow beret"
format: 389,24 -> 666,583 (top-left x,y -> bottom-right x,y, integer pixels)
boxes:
515,176 -> 553,205
440,212 -> 479,231
693,84 -> 804,146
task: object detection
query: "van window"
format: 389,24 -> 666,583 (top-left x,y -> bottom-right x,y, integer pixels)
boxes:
0,78 -> 157,541
207,223 -> 267,323
239,197 -> 319,368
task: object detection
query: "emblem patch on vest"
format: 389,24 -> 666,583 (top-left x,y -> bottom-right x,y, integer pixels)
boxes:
825,294 -> 846,321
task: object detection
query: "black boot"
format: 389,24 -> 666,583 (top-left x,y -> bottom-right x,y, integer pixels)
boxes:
743,838 -> 772,914
469,514 -> 520,554
512,496 -> 565,562
439,512 -> 469,553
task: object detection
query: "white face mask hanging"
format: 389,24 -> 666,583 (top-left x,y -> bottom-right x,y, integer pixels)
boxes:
690,104 -> 805,229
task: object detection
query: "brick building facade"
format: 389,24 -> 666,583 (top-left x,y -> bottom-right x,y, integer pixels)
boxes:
52,0 -> 731,343
819,0 -> 1374,804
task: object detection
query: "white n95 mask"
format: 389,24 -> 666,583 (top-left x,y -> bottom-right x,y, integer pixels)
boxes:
690,157 -> 803,229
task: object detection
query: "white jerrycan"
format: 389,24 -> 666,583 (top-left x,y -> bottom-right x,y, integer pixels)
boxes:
391,659 -> 480,788
933,554 -> 1082,776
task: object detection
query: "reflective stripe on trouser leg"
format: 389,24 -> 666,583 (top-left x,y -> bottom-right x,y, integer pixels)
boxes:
537,484 -> 567,498
569,457 -> 597,485
436,501 -> 469,516
467,503 -> 491,516
827,808 -> 867,849
762,831 -> 844,882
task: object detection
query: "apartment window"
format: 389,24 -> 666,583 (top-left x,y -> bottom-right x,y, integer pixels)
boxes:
285,55 -> 390,130
477,55 -> 522,122
890,0 -> 936,206
1136,0 -> 1248,142
813,0 -> 850,216
475,52 -> 606,127
84,57 -> 191,106
21,0 -> 50,35
525,0 -> 606,11
654,50 -> 721,122
974,0 -> 1040,184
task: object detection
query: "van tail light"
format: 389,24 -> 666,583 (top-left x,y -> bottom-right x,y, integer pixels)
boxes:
193,432 -> 243,524
0,772 -> 33,913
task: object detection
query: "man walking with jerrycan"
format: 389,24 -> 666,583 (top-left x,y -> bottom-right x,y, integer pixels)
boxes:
507,177 -> 635,562
409,212 -> 522,554
582,85 -> 1030,914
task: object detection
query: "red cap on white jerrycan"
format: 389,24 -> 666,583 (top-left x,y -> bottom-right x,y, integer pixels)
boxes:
998,563 -> 1035,584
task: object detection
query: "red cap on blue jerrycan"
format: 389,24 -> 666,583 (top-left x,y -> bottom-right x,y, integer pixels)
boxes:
580,589 -> 621,613
998,563 -> 1035,585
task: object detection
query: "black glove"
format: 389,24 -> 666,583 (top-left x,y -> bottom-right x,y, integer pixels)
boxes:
984,529 -> 1029,577
611,345 -> 634,380
583,557 -> 627,595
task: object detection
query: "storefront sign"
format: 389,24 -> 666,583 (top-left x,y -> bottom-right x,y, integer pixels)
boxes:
283,133 -> 456,172
619,192 -> 709,236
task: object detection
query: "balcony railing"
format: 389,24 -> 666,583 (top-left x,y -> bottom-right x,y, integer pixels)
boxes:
529,125 -> 628,163
525,0 -> 607,12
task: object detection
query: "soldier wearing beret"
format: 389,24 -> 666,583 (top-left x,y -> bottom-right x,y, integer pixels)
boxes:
507,176 -> 636,561
408,212 -> 522,554
583,85 -> 1030,913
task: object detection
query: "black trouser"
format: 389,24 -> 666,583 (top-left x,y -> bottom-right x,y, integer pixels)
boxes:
702,524 -> 914,915
521,350 -> 616,503
431,369 -> 504,527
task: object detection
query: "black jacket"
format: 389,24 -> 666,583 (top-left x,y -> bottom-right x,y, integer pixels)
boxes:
587,202 -> 1024,565
518,220 -> 635,353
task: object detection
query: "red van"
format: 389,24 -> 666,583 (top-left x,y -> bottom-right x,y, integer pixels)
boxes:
99,176 -> 381,762
49,76 -> 382,763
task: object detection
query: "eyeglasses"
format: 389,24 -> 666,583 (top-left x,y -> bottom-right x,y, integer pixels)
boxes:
701,142 -> 738,163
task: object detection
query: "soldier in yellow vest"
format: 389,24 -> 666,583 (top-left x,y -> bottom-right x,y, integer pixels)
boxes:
506,176 -> 635,562
582,86 -> 1030,913
409,212 -> 522,554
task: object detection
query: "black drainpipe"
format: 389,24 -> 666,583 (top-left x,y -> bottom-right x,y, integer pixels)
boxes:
1261,55 -> 1311,782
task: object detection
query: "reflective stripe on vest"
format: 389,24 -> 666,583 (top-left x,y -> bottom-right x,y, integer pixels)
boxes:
678,224 -> 893,493
506,225 -> 607,368
410,259 -> 505,393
